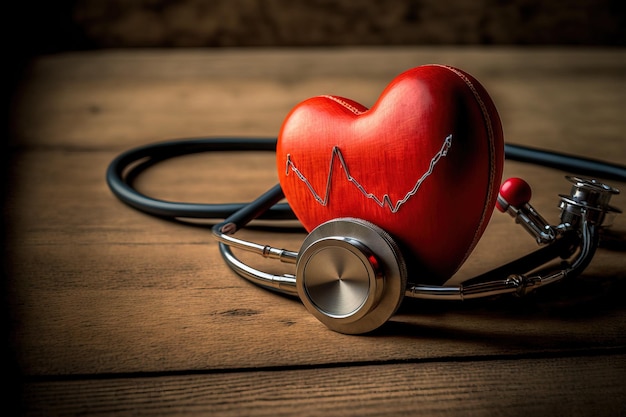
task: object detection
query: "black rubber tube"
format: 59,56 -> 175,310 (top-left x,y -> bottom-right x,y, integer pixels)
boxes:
106,138 -> 626,221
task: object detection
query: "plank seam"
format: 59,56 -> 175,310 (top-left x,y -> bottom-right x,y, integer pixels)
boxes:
23,345 -> 626,383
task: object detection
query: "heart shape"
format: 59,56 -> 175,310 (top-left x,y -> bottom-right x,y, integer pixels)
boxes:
276,65 -> 504,284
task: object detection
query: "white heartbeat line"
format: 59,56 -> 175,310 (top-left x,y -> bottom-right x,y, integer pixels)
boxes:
284,134 -> 453,213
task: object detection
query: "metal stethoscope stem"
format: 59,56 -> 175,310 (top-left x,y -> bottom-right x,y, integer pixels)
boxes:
213,176 -> 620,303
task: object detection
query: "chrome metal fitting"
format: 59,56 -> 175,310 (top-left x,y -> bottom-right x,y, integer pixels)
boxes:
559,176 -> 621,227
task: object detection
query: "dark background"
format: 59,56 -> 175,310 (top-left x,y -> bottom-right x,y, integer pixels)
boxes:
6,0 -> 626,58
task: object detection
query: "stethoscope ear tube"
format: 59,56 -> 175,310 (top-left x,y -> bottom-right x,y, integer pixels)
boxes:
106,138 -> 626,223
105,137 -> 296,220
504,144 -> 626,182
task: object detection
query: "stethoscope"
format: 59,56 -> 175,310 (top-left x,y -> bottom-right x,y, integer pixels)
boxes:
107,136 -> 625,334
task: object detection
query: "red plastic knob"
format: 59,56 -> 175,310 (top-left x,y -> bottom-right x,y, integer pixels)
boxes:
496,177 -> 532,212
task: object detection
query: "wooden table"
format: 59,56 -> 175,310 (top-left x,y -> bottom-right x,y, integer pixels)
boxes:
5,47 -> 626,416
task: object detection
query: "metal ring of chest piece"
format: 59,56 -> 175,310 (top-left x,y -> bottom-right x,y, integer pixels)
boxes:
296,218 -> 407,334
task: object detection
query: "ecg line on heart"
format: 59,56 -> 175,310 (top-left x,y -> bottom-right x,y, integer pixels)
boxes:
285,134 -> 453,213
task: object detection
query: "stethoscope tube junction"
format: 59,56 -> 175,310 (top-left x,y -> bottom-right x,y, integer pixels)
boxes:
212,174 -> 619,334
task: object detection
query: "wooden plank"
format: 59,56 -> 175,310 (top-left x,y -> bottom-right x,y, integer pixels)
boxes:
5,150 -> 623,267
5,48 -> 626,384
5,150 -> 626,375
10,261 -> 626,376
21,354 -> 626,417
10,48 -> 625,164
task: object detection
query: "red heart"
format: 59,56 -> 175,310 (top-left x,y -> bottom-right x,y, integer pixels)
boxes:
276,65 -> 504,284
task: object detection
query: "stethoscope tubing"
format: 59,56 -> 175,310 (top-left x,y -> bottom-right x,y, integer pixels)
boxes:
106,137 -> 294,220
504,143 -> 626,183
106,137 -> 626,222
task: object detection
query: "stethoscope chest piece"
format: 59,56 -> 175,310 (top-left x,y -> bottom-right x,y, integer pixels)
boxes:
296,218 -> 408,334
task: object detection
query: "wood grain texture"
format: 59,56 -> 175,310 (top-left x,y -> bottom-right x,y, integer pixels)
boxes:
6,150 -> 625,377
21,355 -> 626,417
5,47 -> 626,415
